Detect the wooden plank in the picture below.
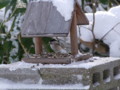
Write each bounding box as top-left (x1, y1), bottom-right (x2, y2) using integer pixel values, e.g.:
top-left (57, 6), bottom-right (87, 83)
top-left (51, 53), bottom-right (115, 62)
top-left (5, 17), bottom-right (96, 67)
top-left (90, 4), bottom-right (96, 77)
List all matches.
top-left (32, 2), bottom-right (43, 34)
top-left (75, 2), bottom-right (89, 25)
top-left (36, 2), bottom-right (52, 34)
top-left (70, 11), bottom-right (78, 56)
top-left (21, 2), bottom-right (72, 37)
top-left (75, 54), bottom-right (92, 61)
top-left (61, 19), bottom-right (72, 34)
top-left (22, 33), bottom-right (68, 37)
top-left (22, 3), bottom-right (38, 35)
top-left (23, 58), bottom-right (71, 64)
top-left (21, 2), bottom-right (32, 35)
top-left (34, 37), bottom-right (42, 54)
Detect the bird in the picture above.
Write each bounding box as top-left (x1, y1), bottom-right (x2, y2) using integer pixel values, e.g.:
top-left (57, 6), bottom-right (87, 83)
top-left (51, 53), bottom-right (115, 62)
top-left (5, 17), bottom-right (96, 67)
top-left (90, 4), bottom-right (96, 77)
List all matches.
top-left (49, 39), bottom-right (68, 54)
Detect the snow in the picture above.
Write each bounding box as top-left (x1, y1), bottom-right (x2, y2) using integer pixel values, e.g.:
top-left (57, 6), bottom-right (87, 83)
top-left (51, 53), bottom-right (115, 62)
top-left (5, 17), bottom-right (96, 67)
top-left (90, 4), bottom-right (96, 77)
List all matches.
top-left (16, 0), bottom-right (26, 8)
top-left (84, 6), bottom-right (93, 13)
top-left (109, 5), bottom-right (120, 20)
top-left (30, 0), bottom-right (74, 21)
top-left (114, 74), bottom-right (120, 80)
top-left (0, 57), bottom-right (119, 89)
top-left (52, 0), bottom-right (74, 21)
top-left (110, 40), bottom-right (120, 57)
top-left (79, 5), bottom-right (120, 57)
top-left (104, 77), bottom-right (110, 82)
top-left (0, 57), bottom-right (119, 70)
top-left (0, 8), bottom-right (5, 21)
top-left (0, 78), bottom-right (90, 90)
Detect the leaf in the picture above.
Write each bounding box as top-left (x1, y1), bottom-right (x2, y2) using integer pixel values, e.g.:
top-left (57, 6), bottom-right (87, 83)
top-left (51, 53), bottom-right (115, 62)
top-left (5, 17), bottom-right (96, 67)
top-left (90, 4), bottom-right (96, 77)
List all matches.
top-left (42, 37), bottom-right (54, 52)
top-left (5, 0), bottom-right (17, 19)
top-left (21, 0), bottom-right (28, 4)
top-left (0, 0), bottom-right (10, 9)
top-left (99, 0), bottom-right (108, 4)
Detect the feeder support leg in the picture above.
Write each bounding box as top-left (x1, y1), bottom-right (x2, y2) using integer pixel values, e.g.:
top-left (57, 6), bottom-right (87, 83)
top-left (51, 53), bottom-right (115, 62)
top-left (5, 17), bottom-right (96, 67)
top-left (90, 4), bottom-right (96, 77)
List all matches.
top-left (34, 37), bottom-right (42, 54)
top-left (70, 12), bottom-right (78, 56)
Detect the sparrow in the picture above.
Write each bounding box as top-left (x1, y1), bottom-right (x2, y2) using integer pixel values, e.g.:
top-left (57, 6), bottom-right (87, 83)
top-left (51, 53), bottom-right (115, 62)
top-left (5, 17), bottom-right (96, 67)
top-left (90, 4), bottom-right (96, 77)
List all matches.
top-left (49, 39), bottom-right (68, 54)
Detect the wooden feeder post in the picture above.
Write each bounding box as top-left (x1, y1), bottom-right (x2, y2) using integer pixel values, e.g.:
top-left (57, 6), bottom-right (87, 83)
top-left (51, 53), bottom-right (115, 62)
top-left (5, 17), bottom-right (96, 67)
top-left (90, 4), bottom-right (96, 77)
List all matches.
top-left (70, 11), bottom-right (78, 56)
top-left (34, 37), bottom-right (42, 54)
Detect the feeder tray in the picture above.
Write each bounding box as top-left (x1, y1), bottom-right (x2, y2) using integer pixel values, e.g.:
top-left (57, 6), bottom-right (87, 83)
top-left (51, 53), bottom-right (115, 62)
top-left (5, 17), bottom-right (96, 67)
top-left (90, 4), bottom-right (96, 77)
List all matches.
top-left (23, 53), bottom-right (92, 64)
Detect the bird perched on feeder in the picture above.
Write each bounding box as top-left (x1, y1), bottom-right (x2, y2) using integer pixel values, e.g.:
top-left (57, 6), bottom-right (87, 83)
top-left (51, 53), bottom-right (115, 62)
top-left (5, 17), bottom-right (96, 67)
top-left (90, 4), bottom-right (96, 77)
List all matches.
top-left (49, 39), bottom-right (68, 54)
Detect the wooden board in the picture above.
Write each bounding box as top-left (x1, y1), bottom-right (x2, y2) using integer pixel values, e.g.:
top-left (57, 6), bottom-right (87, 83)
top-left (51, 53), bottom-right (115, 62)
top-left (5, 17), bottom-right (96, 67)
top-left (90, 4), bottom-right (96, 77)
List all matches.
top-left (70, 11), bottom-right (78, 56)
top-left (21, 1), bottom-right (72, 37)
top-left (22, 54), bottom-right (92, 64)
top-left (34, 37), bottom-right (42, 54)
top-left (75, 2), bottom-right (89, 25)
top-left (23, 58), bottom-right (71, 64)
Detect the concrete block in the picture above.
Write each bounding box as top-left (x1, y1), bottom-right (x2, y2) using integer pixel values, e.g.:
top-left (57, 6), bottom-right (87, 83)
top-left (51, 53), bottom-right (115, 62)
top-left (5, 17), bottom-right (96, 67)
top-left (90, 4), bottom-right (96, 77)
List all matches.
top-left (0, 58), bottom-right (120, 90)
top-left (0, 68), bottom-right (40, 84)
top-left (39, 68), bottom-right (90, 85)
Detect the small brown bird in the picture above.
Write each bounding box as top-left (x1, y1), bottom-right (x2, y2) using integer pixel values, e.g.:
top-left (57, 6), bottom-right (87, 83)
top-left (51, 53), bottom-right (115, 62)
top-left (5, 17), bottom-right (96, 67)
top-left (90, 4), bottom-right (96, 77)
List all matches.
top-left (49, 39), bottom-right (68, 54)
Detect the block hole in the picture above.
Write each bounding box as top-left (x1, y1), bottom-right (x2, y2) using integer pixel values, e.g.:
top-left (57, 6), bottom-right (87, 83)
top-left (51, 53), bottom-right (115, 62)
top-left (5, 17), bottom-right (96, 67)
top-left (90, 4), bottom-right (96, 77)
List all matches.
top-left (92, 72), bottom-right (100, 86)
top-left (103, 69), bottom-right (110, 82)
top-left (113, 66), bottom-right (120, 80)
top-left (114, 66), bottom-right (120, 76)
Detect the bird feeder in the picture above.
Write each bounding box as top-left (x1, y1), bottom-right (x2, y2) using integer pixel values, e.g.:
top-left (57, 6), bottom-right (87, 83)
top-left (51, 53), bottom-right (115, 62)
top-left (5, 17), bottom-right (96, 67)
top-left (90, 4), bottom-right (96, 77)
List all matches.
top-left (21, 0), bottom-right (89, 64)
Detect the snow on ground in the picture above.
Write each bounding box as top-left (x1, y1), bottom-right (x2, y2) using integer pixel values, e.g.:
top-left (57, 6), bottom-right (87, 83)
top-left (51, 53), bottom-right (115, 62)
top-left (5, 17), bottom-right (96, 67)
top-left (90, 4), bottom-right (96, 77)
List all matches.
top-left (30, 0), bottom-right (74, 21)
top-left (79, 5), bottom-right (120, 57)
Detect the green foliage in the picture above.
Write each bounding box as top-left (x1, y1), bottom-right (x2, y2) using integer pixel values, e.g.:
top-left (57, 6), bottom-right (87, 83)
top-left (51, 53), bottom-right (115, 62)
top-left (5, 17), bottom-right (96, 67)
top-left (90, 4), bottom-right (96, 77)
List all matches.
top-left (0, 0), bottom-right (119, 64)
top-left (0, 0), bottom-right (10, 9)
top-left (42, 37), bottom-right (54, 52)
top-left (99, 0), bottom-right (108, 4)
top-left (0, 0), bottom-right (28, 64)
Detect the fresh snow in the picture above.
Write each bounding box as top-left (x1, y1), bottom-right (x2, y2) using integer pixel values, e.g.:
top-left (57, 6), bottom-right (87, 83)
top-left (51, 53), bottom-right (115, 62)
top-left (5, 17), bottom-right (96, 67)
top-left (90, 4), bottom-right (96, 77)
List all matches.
top-left (79, 5), bottom-right (120, 57)
top-left (109, 5), bottom-right (120, 20)
top-left (30, 0), bottom-right (74, 21)
top-left (0, 57), bottom-right (119, 70)
top-left (0, 8), bottom-right (5, 21)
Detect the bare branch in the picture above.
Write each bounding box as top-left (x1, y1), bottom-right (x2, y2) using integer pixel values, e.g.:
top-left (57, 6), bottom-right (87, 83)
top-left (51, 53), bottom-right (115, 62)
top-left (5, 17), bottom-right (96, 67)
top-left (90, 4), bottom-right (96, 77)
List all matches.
top-left (91, 0), bottom-right (96, 54)
top-left (80, 26), bottom-right (92, 31)
top-left (17, 34), bottom-right (29, 56)
top-left (100, 22), bottom-right (120, 41)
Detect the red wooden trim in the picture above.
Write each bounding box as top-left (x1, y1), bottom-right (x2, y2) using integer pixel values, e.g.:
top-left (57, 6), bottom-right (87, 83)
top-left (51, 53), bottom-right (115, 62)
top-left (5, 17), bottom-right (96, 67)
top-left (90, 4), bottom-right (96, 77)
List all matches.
top-left (23, 58), bottom-right (71, 64)
top-left (34, 37), bottom-right (43, 54)
top-left (70, 12), bottom-right (78, 56)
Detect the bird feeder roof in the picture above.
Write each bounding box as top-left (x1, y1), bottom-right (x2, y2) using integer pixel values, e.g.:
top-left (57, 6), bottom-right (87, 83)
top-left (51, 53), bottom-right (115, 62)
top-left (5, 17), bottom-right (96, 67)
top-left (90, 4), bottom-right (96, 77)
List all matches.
top-left (21, 0), bottom-right (89, 37)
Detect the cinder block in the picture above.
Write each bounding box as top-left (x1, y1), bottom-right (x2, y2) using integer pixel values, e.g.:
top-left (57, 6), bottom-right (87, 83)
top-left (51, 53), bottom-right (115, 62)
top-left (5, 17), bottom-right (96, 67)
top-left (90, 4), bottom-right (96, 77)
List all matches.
top-left (0, 68), bottom-right (40, 84)
top-left (39, 68), bottom-right (90, 85)
top-left (0, 58), bottom-right (120, 90)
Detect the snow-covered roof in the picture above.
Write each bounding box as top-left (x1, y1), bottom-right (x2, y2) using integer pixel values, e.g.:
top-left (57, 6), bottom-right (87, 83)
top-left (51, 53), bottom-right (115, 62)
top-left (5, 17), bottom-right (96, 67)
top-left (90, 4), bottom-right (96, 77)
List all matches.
top-left (21, 0), bottom-right (89, 37)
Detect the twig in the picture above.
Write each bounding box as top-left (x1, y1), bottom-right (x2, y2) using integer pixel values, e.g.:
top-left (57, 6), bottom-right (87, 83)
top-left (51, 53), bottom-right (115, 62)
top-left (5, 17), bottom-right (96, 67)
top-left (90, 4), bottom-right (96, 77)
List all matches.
top-left (0, 7), bottom-right (17, 34)
top-left (91, 0), bottom-right (96, 54)
top-left (114, 0), bottom-right (120, 5)
top-left (100, 22), bottom-right (120, 41)
top-left (17, 34), bottom-right (29, 56)
top-left (78, 25), bottom-right (81, 36)
top-left (81, 26), bottom-right (92, 31)
top-left (114, 30), bottom-right (120, 36)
